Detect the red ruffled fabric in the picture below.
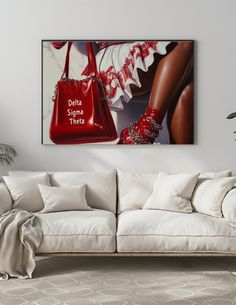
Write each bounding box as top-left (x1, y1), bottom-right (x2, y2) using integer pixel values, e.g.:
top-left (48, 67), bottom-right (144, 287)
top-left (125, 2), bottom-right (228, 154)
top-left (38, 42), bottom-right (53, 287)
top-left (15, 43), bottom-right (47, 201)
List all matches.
top-left (51, 41), bottom-right (67, 49)
top-left (83, 42), bottom-right (160, 101)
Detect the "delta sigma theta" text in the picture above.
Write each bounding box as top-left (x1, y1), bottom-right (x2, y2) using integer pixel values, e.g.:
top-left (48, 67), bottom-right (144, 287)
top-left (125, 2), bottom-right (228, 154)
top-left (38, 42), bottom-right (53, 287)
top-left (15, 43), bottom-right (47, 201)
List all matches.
top-left (67, 99), bottom-right (85, 125)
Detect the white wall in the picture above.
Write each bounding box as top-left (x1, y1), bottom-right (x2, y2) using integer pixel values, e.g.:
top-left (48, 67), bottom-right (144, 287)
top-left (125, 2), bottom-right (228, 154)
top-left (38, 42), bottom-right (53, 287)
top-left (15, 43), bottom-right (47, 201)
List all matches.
top-left (1, 0), bottom-right (236, 174)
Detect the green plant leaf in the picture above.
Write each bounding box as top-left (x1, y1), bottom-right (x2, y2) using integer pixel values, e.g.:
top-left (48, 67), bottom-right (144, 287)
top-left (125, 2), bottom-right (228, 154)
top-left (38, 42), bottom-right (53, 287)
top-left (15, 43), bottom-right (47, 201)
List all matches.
top-left (0, 155), bottom-right (11, 166)
top-left (227, 112), bottom-right (236, 119)
top-left (0, 144), bottom-right (17, 167)
top-left (0, 144), bottom-right (17, 157)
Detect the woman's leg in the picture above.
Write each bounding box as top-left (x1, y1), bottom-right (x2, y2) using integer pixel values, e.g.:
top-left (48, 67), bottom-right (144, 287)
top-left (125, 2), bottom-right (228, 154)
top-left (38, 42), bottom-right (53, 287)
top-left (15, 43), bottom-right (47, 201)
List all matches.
top-left (167, 82), bottom-right (194, 144)
top-left (119, 41), bottom-right (194, 144)
top-left (148, 41), bottom-right (193, 113)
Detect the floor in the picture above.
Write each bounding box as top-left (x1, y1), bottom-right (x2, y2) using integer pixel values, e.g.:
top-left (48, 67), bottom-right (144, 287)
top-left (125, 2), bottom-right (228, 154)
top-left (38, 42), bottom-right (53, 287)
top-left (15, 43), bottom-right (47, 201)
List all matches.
top-left (0, 256), bottom-right (236, 305)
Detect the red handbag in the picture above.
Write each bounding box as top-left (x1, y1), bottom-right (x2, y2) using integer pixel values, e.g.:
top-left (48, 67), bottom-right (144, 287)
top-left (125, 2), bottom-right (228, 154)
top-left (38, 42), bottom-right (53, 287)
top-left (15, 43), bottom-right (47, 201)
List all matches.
top-left (50, 41), bottom-right (118, 144)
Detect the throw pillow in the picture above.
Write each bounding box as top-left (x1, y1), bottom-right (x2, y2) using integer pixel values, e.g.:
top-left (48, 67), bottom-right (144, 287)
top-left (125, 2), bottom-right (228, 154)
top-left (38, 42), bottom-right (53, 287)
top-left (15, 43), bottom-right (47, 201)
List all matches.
top-left (3, 174), bottom-right (50, 212)
top-left (222, 188), bottom-right (236, 227)
top-left (192, 177), bottom-right (236, 217)
top-left (38, 184), bottom-right (92, 213)
top-left (143, 172), bottom-right (199, 213)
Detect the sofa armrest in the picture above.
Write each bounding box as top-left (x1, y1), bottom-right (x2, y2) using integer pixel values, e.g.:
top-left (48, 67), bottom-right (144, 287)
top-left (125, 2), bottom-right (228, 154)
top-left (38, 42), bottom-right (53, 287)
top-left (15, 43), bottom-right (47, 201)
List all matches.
top-left (0, 183), bottom-right (12, 216)
top-left (222, 188), bottom-right (236, 227)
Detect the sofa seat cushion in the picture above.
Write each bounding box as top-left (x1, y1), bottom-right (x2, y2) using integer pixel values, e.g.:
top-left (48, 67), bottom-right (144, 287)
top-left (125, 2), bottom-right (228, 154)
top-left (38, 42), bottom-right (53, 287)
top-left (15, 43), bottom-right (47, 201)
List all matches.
top-left (117, 210), bottom-right (236, 252)
top-left (37, 210), bottom-right (116, 253)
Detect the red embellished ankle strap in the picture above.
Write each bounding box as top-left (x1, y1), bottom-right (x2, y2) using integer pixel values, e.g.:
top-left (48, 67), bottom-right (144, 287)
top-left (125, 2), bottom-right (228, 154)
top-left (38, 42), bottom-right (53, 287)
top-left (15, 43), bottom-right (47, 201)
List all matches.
top-left (145, 106), bottom-right (164, 123)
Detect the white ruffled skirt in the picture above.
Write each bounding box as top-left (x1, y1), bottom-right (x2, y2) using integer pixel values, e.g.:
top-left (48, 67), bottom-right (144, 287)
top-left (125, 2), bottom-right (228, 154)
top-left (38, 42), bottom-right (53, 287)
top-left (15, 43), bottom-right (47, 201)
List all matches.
top-left (83, 41), bottom-right (171, 110)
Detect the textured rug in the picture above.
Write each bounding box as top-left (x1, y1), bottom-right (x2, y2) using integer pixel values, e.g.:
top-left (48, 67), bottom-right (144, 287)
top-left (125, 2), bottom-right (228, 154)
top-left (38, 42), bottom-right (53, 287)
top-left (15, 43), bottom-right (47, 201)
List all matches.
top-left (0, 256), bottom-right (236, 305)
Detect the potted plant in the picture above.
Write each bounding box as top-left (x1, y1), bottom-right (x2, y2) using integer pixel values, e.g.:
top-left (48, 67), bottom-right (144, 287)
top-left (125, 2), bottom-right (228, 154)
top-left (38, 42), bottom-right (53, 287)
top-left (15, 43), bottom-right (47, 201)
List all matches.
top-left (0, 144), bottom-right (17, 166)
top-left (227, 112), bottom-right (236, 138)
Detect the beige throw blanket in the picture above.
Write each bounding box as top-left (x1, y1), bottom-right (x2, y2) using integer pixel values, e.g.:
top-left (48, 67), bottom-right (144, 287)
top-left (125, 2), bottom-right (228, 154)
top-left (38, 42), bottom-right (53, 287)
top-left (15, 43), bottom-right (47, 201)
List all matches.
top-left (0, 209), bottom-right (42, 280)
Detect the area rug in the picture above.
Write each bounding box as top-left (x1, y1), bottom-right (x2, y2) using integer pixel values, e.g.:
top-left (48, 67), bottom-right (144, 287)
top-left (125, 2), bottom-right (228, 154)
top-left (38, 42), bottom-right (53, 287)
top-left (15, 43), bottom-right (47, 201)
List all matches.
top-left (0, 256), bottom-right (236, 305)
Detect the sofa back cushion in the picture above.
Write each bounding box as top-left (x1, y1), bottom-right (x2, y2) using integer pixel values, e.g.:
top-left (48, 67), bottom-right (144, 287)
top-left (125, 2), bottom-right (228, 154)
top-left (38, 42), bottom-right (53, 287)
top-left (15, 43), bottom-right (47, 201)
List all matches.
top-left (50, 170), bottom-right (116, 213)
top-left (117, 170), bottom-right (159, 213)
top-left (8, 170), bottom-right (47, 177)
top-left (117, 170), bottom-right (232, 214)
top-left (3, 174), bottom-right (50, 212)
top-left (9, 170), bottom-right (117, 213)
top-left (199, 170), bottom-right (231, 178)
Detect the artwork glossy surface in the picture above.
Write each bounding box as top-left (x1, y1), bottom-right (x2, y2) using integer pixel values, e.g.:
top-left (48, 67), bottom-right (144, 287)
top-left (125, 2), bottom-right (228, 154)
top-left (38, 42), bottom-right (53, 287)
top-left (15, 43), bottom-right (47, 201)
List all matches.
top-left (42, 40), bottom-right (194, 145)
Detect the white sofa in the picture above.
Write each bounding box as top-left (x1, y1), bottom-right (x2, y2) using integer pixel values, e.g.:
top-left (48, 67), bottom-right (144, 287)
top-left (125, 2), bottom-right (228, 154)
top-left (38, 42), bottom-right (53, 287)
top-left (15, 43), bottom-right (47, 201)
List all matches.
top-left (1, 169), bottom-right (236, 256)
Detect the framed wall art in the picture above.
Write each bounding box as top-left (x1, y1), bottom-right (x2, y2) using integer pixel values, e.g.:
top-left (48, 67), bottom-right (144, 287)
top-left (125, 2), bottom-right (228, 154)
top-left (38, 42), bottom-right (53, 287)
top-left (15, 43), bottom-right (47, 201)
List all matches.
top-left (42, 40), bottom-right (194, 145)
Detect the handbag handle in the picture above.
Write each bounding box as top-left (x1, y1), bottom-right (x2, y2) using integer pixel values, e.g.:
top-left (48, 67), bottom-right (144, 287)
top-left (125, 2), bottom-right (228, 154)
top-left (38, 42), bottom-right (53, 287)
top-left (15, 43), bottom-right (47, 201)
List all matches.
top-left (62, 41), bottom-right (97, 79)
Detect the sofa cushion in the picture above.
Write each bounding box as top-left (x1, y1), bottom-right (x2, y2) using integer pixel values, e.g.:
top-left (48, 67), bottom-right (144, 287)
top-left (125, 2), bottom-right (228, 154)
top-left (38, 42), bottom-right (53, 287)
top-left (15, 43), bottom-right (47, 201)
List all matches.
top-left (143, 172), bottom-right (199, 213)
top-left (199, 170), bottom-right (231, 178)
top-left (50, 170), bottom-right (116, 213)
top-left (8, 170), bottom-right (47, 177)
top-left (192, 177), bottom-right (236, 217)
top-left (222, 188), bottom-right (236, 228)
top-left (8, 170), bottom-right (116, 213)
top-left (38, 184), bottom-right (92, 213)
top-left (3, 174), bottom-right (50, 212)
top-left (117, 170), bottom-right (158, 213)
top-left (117, 170), bottom-right (231, 214)
top-left (117, 210), bottom-right (236, 252)
top-left (0, 183), bottom-right (12, 215)
top-left (37, 210), bottom-right (116, 253)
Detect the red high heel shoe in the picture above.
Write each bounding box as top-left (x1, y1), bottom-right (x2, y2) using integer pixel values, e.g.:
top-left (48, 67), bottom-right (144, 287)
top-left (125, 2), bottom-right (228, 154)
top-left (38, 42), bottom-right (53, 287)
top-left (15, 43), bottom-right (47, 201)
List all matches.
top-left (118, 107), bottom-right (163, 144)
